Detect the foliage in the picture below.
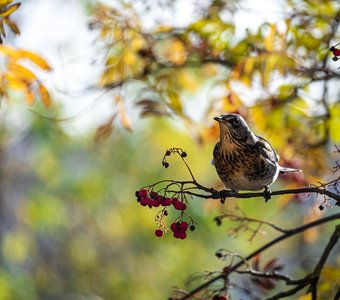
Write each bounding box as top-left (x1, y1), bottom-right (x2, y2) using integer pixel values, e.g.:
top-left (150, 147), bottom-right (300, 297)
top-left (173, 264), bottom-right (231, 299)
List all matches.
top-left (0, 0), bottom-right (339, 300)
top-left (0, 1), bottom-right (52, 107)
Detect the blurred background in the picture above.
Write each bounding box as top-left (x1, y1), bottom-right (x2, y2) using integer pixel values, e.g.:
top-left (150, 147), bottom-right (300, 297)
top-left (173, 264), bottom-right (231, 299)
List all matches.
top-left (0, 0), bottom-right (339, 299)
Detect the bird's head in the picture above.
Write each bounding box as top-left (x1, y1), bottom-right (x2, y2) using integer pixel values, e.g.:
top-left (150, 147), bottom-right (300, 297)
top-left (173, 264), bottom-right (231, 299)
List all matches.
top-left (214, 114), bottom-right (256, 144)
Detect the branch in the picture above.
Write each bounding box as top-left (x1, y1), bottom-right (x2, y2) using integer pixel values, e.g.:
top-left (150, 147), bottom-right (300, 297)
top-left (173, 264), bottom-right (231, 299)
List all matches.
top-left (184, 185), bottom-right (340, 206)
top-left (309, 224), bottom-right (340, 299)
top-left (178, 213), bottom-right (340, 300)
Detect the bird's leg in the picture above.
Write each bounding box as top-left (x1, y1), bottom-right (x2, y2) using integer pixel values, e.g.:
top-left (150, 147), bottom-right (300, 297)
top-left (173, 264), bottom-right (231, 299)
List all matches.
top-left (264, 186), bottom-right (271, 202)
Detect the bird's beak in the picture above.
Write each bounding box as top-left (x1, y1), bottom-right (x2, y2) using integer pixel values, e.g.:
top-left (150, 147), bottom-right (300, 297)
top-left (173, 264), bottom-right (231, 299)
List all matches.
top-left (214, 116), bottom-right (223, 122)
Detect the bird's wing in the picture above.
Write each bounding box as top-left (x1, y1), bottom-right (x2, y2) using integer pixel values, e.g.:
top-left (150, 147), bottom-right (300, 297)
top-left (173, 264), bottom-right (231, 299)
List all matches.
top-left (256, 136), bottom-right (279, 163)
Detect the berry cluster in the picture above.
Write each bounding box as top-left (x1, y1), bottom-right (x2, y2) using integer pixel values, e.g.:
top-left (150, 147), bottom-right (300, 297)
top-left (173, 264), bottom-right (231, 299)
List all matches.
top-left (136, 188), bottom-right (196, 240)
top-left (170, 220), bottom-right (195, 239)
top-left (330, 44), bottom-right (340, 61)
top-left (137, 189), bottom-right (187, 211)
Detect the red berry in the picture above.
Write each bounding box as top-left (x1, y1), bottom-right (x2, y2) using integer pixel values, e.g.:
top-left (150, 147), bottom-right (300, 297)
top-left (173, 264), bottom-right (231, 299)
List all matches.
top-left (162, 198), bottom-right (172, 206)
top-left (170, 222), bottom-right (180, 233)
top-left (171, 197), bottom-right (179, 205)
top-left (333, 48), bottom-right (340, 56)
top-left (155, 229), bottom-right (163, 237)
top-left (180, 221), bottom-right (188, 231)
top-left (174, 201), bottom-right (187, 211)
top-left (151, 200), bottom-right (160, 207)
top-left (139, 189), bottom-right (148, 198)
top-left (177, 231), bottom-right (187, 239)
top-left (140, 198), bottom-right (149, 206)
top-left (157, 195), bottom-right (164, 203)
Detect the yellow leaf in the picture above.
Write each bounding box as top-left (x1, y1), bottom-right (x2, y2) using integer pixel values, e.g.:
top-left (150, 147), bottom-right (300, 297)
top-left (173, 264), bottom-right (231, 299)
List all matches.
top-left (123, 51), bottom-right (137, 66)
top-left (38, 84), bottom-right (51, 107)
top-left (18, 50), bottom-right (52, 71)
top-left (0, 3), bottom-right (20, 17)
top-left (0, 0), bottom-right (13, 6)
top-left (118, 102), bottom-right (132, 131)
top-left (265, 23), bottom-right (276, 52)
top-left (0, 44), bottom-right (21, 59)
top-left (8, 62), bottom-right (37, 82)
top-left (6, 77), bottom-right (28, 92)
top-left (297, 294), bottom-right (311, 300)
top-left (168, 90), bottom-right (183, 114)
top-left (165, 39), bottom-right (187, 65)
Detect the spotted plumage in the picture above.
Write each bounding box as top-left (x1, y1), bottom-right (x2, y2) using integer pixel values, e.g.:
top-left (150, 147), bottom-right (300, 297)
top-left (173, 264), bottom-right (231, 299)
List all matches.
top-left (212, 114), bottom-right (301, 191)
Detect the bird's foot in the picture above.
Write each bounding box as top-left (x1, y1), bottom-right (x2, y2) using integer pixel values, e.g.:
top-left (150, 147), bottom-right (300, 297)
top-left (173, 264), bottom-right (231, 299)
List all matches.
top-left (219, 189), bottom-right (238, 204)
top-left (264, 186), bottom-right (271, 203)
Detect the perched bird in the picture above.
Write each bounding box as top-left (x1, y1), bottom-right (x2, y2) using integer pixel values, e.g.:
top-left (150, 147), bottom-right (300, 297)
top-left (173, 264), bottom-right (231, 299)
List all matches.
top-left (212, 114), bottom-right (301, 196)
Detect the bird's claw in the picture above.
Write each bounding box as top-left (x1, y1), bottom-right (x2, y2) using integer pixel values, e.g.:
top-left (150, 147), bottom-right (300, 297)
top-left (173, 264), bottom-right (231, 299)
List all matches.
top-left (264, 186), bottom-right (271, 203)
top-left (219, 189), bottom-right (238, 203)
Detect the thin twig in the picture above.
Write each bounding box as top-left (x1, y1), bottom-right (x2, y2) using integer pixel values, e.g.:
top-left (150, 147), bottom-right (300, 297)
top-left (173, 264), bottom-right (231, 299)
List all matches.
top-left (309, 225), bottom-right (340, 299)
top-left (178, 213), bottom-right (340, 300)
top-left (216, 213), bottom-right (288, 233)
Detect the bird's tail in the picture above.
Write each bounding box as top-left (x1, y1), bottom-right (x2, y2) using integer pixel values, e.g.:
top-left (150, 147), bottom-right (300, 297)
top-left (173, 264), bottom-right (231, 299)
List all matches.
top-left (279, 166), bottom-right (301, 174)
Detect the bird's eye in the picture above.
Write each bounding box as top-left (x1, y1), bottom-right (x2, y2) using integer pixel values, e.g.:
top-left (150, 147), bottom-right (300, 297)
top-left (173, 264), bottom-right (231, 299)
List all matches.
top-left (232, 118), bottom-right (240, 126)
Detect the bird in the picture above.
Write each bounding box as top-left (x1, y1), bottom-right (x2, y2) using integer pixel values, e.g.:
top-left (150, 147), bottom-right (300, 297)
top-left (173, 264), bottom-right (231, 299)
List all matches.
top-left (212, 113), bottom-right (301, 199)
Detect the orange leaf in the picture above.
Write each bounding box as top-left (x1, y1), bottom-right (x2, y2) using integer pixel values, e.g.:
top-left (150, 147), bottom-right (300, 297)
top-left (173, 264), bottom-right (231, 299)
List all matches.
top-left (38, 84), bottom-right (51, 107)
top-left (25, 89), bottom-right (35, 105)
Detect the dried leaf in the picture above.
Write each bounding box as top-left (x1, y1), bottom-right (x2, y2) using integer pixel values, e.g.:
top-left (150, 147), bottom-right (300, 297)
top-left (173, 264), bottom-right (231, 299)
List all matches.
top-left (252, 254), bottom-right (260, 270)
top-left (0, 3), bottom-right (20, 17)
top-left (0, 19), bottom-right (5, 37)
top-left (118, 102), bottom-right (132, 131)
top-left (94, 115), bottom-right (115, 143)
top-left (136, 99), bottom-right (167, 117)
top-left (3, 18), bottom-right (20, 34)
top-left (263, 258), bottom-right (280, 271)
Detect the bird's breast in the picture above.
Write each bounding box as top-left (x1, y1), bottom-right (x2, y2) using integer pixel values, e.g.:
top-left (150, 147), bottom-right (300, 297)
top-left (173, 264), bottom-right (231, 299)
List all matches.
top-left (213, 143), bottom-right (279, 191)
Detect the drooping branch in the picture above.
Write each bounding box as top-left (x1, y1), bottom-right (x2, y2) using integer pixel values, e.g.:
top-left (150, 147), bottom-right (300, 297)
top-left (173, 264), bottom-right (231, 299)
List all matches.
top-left (177, 213), bottom-right (340, 300)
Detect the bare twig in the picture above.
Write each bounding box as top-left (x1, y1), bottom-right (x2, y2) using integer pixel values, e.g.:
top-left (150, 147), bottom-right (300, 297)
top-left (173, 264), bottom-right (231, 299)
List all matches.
top-left (178, 213), bottom-right (340, 300)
